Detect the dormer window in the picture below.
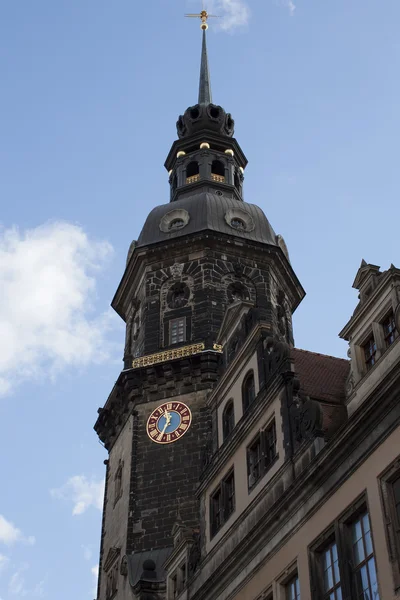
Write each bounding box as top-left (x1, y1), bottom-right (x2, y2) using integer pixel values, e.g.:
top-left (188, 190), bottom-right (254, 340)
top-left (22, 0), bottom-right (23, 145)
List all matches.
top-left (383, 312), bottom-right (396, 348)
top-left (363, 336), bottom-right (377, 371)
top-left (186, 161), bottom-right (200, 184)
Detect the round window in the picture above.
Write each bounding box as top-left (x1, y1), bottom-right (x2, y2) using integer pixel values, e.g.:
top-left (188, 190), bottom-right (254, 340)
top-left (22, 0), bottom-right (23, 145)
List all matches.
top-left (230, 218), bottom-right (246, 231)
top-left (169, 218), bottom-right (185, 230)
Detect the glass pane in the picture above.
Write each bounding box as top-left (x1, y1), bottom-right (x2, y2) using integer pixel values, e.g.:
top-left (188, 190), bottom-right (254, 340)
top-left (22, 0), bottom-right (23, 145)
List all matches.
top-left (333, 555), bottom-right (340, 585)
top-left (336, 587), bottom-right (342, 600)
top-left (324, 548), bottom-right (332, 569)
top-left (367, 558), bottom-right (379, 597)
top-left (324, 565), bottom-right (333, 591)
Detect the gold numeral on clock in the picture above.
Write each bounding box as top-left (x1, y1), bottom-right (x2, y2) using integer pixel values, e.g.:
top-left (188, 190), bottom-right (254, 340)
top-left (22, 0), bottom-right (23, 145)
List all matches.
top-left (149, 430), bottom-right (158, 438)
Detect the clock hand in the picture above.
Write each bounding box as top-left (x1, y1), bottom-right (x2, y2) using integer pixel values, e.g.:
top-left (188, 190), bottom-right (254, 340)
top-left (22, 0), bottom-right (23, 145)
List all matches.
top-left (160, 411), bottom-right (171, 436)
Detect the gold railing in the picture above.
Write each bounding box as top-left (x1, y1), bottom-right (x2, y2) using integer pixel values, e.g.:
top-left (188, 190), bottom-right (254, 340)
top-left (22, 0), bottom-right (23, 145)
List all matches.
top-left (186, 174), bottom-right (200, 184)
top-left (211, 173), bottom-right (225, 183)
top-left (132, 342), bottom-right (223, 369)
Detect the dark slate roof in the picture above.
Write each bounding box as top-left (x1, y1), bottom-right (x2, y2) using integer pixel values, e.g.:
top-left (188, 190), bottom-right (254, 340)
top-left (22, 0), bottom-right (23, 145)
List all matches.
top-left (126, 547), bottom-right (173, 587)
top-left (291, 348), bottom-right (349, 405)
top-left (137, 192), bottom-right (277, 248)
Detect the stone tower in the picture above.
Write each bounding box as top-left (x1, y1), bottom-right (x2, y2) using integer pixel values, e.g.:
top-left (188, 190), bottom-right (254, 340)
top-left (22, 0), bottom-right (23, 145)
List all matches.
top-left (94, 23), bottom-right (304, 600)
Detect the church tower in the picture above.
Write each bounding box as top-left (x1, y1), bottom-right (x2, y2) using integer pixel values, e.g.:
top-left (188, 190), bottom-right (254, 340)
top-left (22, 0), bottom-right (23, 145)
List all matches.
top-left (94, 16), bottom-right (304, 600)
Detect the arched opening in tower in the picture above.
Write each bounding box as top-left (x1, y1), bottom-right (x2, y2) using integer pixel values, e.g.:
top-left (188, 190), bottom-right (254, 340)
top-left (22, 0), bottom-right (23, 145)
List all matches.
top-left (211, 160), bottom-right (225, 183)
top-left (186, 161), bottom-right (200, 184)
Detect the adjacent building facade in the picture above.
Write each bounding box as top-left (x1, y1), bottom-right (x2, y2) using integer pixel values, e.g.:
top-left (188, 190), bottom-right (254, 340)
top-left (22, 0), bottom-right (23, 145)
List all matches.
top-left (94, 22), bottom-right (400, 600)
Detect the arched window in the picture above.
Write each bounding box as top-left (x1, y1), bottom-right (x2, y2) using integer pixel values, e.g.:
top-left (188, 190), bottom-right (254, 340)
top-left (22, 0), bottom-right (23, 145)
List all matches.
top-left (222, 400), bottom-right (235, 441)
top-left (242, 371), bottom-right (255, 413)
top-left (211, 160), bottom-right (225, 183)
top-left (186, 161), bottom-right (200, 184)
top-left (234, 170), bottom-right (240, 190)
top-left (172, 174), bottom-right (177, 192)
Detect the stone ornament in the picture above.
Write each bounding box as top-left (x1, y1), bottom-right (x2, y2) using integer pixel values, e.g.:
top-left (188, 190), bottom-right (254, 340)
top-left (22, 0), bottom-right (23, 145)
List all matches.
top-left (159, 209), bottom-right (190, 233)
top-left (170, 263), bottom-right (184, 279)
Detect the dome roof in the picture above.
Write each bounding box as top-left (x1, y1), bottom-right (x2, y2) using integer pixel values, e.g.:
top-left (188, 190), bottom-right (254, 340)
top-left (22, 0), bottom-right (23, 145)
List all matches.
top-left (136, 193), bottom-right (278, 249)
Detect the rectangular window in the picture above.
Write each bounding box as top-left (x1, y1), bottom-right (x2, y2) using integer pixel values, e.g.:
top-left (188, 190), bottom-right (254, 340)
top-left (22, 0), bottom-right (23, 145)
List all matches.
top-left (349, 511), bottom-right (379, 600)
top-left (210, 469), bottom-right (235, 537)
top-left (247, 434), bottom-right (262, 489)
top-left (224, 470), bottom-right (235, 519)
top-left (363, 336), bottom-right (377, 370)
top-left (210, 487), bottom-right (223, 537)
top-left (286, 575), bottom-right (300, 600)
top-left (265, 420), bottom-right (277, 468)
top-left (169, 317), bottom-right (186, 345)
top-left (310, 502), bottom-right (380, 600)
top-left (321, 541), bottom-right (342, 599)
top-left (393, 475), bottom-right (400, 525)
top-left (383, 312), bottom-right (396, 348)
top-left (380, 464), bottom-right (400, 593)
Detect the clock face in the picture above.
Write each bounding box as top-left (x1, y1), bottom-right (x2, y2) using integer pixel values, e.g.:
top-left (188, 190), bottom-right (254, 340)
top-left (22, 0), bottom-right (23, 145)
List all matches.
top-left (146, 401), bottom-right (192, 444)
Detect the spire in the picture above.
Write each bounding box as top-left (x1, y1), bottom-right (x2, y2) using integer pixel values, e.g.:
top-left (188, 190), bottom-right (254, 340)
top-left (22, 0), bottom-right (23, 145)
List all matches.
top-left (198, 28), bottom-right (212, 105)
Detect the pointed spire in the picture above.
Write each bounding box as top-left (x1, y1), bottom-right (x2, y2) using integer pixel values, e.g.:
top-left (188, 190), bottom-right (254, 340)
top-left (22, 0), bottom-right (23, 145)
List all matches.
top-left (198, 28), bottom-right (212, 105)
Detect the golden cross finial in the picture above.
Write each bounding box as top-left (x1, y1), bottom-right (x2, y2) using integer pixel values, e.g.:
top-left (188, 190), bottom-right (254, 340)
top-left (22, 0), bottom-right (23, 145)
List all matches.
top-left (185, 7), bottom-right (220, 30)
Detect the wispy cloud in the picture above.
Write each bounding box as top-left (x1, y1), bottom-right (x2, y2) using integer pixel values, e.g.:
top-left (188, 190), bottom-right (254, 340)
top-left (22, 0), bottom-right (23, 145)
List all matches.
top-left (0, 221), bottom-right (118, 397)
top-left (278, 0), bottom-right (296, 16)
top-left (51, 475), bottom-right (105, 516)
top-left (91, 565), bottom-right (99, 597)
top-left (0, 554), bottom-right (10, 575)
top-left (7, 566), bottom-right (45, 598)
top-left (0, 516), bottom-right (35, 547)
top-left (82, 545), bottom-right (93, 561)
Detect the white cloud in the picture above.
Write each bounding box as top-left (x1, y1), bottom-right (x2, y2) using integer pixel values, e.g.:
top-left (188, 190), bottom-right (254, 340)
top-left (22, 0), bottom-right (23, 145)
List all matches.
top-left (0, 515), bottom-right (35, 547)
top-left (0, 221), bottom-right (116, 397)
top-left (278, 0), bottom-right (296, 16)
top-left (91, 564), bottom-right (99, 597)
top-left (8, 569), bottom-right (27, 596)
top-left (82, 545), bottom-right (93, 561)
top-left (0, 554), bottom-right (10, 575)
top-left (7, 566), bottom-right (45, 598)
top-left (51, 475), bottom-right (105, 516)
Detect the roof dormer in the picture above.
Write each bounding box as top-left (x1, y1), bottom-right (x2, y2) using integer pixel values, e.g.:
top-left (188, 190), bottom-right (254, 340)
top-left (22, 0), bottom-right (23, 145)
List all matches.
top-left (339, 262), bottom-right (400, 416)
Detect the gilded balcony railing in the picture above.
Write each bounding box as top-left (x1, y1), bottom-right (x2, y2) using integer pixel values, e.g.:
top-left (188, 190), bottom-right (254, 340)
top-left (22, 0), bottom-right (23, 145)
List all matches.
top-left (211, 173), bottom-right (225, 183)
top-left (186, 174), bottom-right (200, 184)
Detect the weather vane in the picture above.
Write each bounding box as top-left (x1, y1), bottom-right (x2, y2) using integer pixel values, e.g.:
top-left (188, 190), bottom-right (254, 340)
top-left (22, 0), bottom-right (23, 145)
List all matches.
top-left (185, 4), bottom-right (220, 30)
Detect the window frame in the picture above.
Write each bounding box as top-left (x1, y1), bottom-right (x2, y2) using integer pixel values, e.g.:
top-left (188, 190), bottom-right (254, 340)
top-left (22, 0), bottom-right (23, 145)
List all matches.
top-left (242, 370), bottom-right (256, 413)
top-left (379, 459), bottom-right (400, 593)
top-left (285, 573), bottom-right (300, 600)
top-left (169, 316), bottom-right (187, 346)
top-left (382, 311), bottom-right (397, 349)
top-left (222, 399), bottom-right (235, 441)
top-left (309, 495), bottom-right (380, 600)
top-left (209, 468), bottom-right (235, 538)
top-left (246, 418), bottom-right (278, 493)
top-left (363, 334), bottom-right (377, 371)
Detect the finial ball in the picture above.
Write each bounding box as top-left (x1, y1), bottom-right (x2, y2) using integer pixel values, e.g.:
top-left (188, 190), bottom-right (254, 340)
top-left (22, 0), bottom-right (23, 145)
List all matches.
top-left (201, 23), bottom-right (208, 30)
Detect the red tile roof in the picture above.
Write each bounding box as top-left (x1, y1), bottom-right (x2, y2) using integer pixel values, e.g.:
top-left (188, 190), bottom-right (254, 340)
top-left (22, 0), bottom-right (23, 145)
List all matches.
top-left (291, 348), bottom-right (349, 405)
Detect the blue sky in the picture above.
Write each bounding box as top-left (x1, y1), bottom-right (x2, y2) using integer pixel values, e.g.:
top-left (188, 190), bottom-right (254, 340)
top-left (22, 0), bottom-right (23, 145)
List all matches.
top-left (1, 0), bottom-right (399, 598)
